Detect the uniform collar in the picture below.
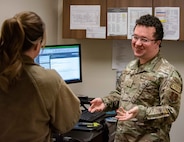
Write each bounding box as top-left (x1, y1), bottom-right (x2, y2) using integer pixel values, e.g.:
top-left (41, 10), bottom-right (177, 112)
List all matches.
top-left (131, 53), bottom-right (162, 73)
top-left (22, 55), bottom-right (37, 66)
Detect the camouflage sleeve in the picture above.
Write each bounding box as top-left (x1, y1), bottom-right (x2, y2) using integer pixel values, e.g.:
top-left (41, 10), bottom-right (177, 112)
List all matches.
top-left (136, 70), bottom-right (183, 123)
top-left (102, 90), bottom-right (121, 111)
top-left (102, 72), bottom-right (122, 111)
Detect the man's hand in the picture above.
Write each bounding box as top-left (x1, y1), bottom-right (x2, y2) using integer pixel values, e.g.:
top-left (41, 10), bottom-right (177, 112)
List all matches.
top-left (115, 106), bottom-right (139, 121)
top-left (88, 98), bottom-right (105, 113)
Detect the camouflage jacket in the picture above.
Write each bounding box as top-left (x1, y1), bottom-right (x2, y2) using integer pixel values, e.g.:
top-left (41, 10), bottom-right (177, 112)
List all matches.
top-left (103, 54), bottom-right (183, 142)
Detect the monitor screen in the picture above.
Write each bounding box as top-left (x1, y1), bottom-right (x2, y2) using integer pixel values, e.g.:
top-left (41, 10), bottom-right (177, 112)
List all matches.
top-left (35, 44), bottom-right (82, 84)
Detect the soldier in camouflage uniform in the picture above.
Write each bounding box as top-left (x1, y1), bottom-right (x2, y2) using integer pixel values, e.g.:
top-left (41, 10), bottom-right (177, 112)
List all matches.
top-left (88, 14), bottom-right (183, 142)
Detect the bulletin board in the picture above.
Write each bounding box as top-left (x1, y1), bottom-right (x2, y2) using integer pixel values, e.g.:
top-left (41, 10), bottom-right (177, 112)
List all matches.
top-left (63, 0), bottom-right (184, 40)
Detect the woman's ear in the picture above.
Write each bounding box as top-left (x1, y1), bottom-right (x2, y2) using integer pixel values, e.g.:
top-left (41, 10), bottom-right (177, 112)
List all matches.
top-left (33, 42), bottom-right (42, 57)
top-left (34, 41), bottom-right (42, 51)
top-left (33, 44), bottom-right (38, 51)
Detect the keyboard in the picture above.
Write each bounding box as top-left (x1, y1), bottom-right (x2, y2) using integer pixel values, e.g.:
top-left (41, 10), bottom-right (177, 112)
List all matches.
top-left (79, 110), bottom-right (106, 122)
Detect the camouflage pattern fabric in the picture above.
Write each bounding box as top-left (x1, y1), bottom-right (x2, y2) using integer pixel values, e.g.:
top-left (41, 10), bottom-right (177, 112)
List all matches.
top-left (103, 54), bottom-right (183, 142)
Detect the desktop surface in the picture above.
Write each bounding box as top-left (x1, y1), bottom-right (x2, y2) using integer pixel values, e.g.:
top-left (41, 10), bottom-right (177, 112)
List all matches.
top-left (63, 129), bottom-right (104, 142)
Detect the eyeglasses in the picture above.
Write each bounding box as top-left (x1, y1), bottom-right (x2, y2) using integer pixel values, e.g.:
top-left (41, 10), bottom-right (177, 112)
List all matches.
top-left (131, 35), bottom-right (156, 43)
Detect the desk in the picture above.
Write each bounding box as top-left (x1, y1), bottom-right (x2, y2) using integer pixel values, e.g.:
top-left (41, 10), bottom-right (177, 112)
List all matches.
top-left (106, 122), bottom-right (116, 142)
top-left (52, 121), bottom-right (116, 142)
top-left (53, 97), bottom-right (117, 142)
top-left (61, 121), bottom-right (116, 142)
top-left (63, 129), bottom-right (104, 142)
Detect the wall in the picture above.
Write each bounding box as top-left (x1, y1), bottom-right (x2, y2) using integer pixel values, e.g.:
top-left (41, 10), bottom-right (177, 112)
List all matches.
top-left (0, 0), bottom-right (183, 141)
top-left (160, 41), bottom-right (184, 142)
top-left (0, 0), bottom-right (58, 45)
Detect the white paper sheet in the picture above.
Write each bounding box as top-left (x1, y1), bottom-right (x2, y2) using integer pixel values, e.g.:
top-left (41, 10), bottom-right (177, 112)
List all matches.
top-left (155, 7), bottom-right (180, 40)
top-left (107, 8), bottom-right (127, 36)
top-left (86, 27), bottom-right (106, 39)
top-left (112, 40), bottom-right (134, 71)
top-left (127, 7), bottom-right (152, 39)
top-left (70, 5), bottom-right (100, 30)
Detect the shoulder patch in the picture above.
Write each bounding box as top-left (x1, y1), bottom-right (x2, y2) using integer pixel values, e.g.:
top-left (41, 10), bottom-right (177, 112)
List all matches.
top-left (170, 83), bottom-right (182, 94)
top-left (169, 92), bottom-right (179, 103)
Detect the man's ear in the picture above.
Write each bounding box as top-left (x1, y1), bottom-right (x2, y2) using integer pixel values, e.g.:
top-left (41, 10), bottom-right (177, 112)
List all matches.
top-left (156, 40), bottom-right (161, 47)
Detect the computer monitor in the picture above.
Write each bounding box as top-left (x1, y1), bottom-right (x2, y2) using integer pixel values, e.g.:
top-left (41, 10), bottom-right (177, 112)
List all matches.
top-left (35, 44), bottom-right (82, 84)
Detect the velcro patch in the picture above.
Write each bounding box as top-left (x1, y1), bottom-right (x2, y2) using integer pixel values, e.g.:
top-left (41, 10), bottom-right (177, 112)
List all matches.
top-left (170, 83), bottom-right (181, 94)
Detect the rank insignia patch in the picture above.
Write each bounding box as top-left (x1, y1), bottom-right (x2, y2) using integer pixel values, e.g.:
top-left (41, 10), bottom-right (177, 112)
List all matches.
top-left (170, 83), bottom-right (181, 94)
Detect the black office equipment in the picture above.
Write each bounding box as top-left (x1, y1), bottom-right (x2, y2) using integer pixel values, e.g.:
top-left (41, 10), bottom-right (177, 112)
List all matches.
top-left (53, 96), bottom-right (110, 142)
top-left (79, 110), bottom-right (106, 122)
top-left (78, 96), bottom-right (106, 122)
top-left (73, 122), bottom-right (103, 131)
top-left (78, 96), bottom-right (94, 110)
top-left (63, 130), bottom-right (104, 142)
top-left (35, 44), bottom-right (82, 84)
top-left (78, 96), bottom-right (93, 104)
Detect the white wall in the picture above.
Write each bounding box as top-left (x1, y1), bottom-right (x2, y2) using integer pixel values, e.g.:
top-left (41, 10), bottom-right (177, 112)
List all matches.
top-left (0, 0), bottom-right (183, 141)
top-left (0, 0), bottom-right (58, 45)
top-left (160, 41), bottom-right (184, 142)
